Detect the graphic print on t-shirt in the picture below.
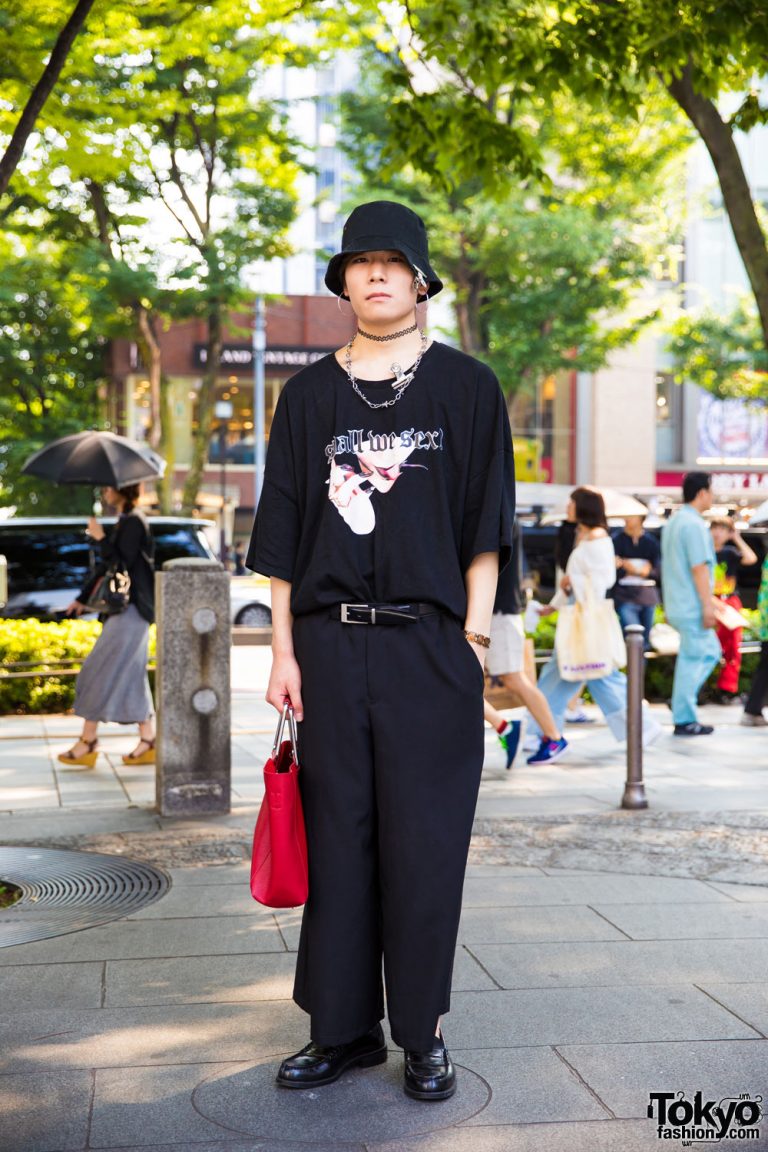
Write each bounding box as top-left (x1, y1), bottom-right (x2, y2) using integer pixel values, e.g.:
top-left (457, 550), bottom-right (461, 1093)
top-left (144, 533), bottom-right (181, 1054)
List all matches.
top-left (325, 426), bottom-right (444, 535)
top-left (714, 547), bottom-right (740, 597)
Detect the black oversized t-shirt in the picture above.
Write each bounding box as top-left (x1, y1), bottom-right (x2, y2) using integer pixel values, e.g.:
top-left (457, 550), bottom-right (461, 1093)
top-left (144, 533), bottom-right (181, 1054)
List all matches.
top-left (247, 341), bottom-right (515, 619)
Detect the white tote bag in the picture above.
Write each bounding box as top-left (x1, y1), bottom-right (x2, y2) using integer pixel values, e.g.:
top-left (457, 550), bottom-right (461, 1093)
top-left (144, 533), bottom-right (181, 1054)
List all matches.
top-left (555, 579), bottom-right (627, 681)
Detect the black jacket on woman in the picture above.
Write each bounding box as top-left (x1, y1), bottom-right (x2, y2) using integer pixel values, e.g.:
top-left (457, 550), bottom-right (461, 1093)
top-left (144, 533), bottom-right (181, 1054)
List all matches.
top-left (79, 510), bottom-right (155, 623)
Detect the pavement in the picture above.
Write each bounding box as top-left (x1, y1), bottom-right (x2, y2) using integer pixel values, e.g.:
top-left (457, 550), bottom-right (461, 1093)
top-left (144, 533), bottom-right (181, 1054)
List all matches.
top-left (0, 647), bottom-right (767, 1151)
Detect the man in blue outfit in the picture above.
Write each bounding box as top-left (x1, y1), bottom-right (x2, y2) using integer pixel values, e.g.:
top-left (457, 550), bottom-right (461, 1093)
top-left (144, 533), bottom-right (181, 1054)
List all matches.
top-left (661, 471), bottom-right (720, 736)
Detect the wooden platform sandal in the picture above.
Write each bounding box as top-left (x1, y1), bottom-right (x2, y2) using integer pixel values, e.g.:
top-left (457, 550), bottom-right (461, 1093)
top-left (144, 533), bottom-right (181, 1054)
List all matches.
top-left (57, 738), bottom-right (99, 768)
top-left (121, 738), bottom-right (156, 765)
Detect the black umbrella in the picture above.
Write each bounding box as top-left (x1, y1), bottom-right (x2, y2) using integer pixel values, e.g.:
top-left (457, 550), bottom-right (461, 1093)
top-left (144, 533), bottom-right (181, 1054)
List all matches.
top-left (22, 430), bottom-right (166, 488)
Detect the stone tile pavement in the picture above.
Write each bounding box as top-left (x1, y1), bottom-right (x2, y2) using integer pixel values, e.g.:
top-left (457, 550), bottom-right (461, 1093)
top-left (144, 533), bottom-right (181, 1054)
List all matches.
top-left (0, 646), bottom-right (767, 1150)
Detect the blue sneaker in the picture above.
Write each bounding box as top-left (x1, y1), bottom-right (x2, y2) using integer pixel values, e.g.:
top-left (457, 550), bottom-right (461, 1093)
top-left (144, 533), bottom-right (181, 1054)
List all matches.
top-left (526, 736), bottom-right (568, 765)
top-left (498, 720), bottom-right (522, 769)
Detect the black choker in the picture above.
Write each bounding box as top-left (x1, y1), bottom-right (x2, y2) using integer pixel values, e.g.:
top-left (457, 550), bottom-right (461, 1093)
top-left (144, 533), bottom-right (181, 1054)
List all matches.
top-left (357, 322), bottom-right (418, 342)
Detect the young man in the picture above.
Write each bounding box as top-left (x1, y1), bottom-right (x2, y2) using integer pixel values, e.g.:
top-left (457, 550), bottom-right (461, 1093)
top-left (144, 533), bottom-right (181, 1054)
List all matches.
top-left (247, 201), bottom-right (514, 1101)
top-left (661, 472), bottom-right (721, 735)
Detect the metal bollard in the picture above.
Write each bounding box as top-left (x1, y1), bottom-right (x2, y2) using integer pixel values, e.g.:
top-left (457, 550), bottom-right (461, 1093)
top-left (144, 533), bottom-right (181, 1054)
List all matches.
top-left (622, 624), bottom-right (648, 810)
top-left (155, 558), bottom-right (231, 816)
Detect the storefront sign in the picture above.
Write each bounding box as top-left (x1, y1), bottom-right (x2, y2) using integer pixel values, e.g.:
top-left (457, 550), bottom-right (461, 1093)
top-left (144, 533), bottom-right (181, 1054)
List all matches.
top-left (698, 394), bottom-right (768, 459)
top-left (194, 344), bottom-right (330, 369)
top-left (656, 469), bottom-right (768, 491)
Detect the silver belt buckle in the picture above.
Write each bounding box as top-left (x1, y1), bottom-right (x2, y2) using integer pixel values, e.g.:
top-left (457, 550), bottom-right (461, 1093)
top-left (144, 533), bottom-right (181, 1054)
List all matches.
top-left (340, 603), bottom-right (371, 624)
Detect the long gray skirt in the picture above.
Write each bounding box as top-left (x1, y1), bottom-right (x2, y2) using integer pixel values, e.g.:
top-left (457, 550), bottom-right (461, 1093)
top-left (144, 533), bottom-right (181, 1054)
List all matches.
top-left (74, 604), bottom-right (154, 724)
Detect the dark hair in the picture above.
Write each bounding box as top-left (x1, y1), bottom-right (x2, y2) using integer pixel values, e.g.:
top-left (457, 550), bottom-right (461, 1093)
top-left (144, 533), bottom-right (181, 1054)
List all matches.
top-left (682, 471), bottom-right (711, 504)
top-left (118, 483), bottom-right (140, 512)
top-left (571, 486), bottom-right (607, 530)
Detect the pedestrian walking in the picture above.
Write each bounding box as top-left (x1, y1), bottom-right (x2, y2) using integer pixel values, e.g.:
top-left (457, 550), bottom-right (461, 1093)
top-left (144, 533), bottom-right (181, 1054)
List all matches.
top-left (554, 509), bottom-right (592, 724)
top-left (247, 200), bottom-right (514, 1101)
top-left (529, 487), bottom-right (661, 757)
top-left (610, 512), bottom-right (660, 648)
top-left (742, 549), bottom-right (768, 726)
top-left (709, 517), bottom-right (757, 704)
top-left (660, 472), bottom-right (720, 736)
top-left (484, 520), bottom-right (566, 768)
top-left (232, 540), bottom-right (248, 576)
top-left (58, 484), bottom-right (156, 767)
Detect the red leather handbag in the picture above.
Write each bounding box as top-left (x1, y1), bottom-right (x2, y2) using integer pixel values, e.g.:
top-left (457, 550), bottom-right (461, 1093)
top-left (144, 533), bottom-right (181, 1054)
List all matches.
top-left (250, 703), bottom-right (309, 908)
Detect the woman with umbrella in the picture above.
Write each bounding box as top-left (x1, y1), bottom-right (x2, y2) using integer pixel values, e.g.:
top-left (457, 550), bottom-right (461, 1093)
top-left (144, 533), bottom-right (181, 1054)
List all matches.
top-left (58, 483), bottom-right (156, 767)
top-left (22, 431), bottom-right (163, 769)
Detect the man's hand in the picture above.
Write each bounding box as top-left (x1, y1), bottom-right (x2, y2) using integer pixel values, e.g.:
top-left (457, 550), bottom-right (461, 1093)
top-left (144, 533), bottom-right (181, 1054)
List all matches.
top-left (466, 638), bottom-right (487, 667)
top-left (64, 600), bottom-right (87, 616)
top-left (538, 604), bottom-right (557, 617)
top-left (266, 652), bottom-right (304, 721)
top-left (702, 602), bottom-right (717, 629)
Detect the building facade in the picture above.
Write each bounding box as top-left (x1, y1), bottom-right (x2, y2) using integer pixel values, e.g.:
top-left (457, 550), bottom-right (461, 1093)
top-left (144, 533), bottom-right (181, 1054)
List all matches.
top-left (111, 296), bottom-right (355, 538)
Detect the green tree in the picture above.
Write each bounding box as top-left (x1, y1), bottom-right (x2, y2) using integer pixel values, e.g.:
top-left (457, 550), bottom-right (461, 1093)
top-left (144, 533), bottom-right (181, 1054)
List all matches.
top-left (0, 241), bottom-right (101, 514)
top-left (668, 299), bottom-right (768, 401)
top-left (2, 0), bottom-right (309, 512)
top-left (341, 77), bottom-right (686, 395)
top-left (0, 0), bottom-right (98, 197)
top-left (357, 0), bottom-right (768, 372)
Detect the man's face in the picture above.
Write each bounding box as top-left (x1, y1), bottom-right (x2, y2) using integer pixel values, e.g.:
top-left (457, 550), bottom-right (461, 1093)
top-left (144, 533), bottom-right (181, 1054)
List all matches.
top-left (700, 485), bottom-right (713, 512)
top-left (710, 523), bottom-right (729, 550)
top-left (342, 250), bottom-right (417, 325)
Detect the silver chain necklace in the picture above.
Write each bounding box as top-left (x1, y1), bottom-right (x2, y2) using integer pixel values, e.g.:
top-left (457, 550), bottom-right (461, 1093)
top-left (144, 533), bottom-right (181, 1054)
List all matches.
top-left (344, 329), bottom-right (429, 410)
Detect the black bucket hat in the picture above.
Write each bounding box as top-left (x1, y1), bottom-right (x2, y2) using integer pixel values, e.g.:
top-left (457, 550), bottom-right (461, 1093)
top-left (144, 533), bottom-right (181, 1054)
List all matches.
top-left (325, 200), bottom-right (443, 299)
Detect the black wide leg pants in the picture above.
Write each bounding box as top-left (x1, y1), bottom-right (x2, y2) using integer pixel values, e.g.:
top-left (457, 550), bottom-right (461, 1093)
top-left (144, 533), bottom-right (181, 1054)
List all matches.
top-left (291, 609), bottom-right (485, 1052)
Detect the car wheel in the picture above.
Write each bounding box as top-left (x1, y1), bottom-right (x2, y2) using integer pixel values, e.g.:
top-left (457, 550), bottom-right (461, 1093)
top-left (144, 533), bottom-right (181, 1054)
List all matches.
top-left (235, 603), bottom-right (272, 627)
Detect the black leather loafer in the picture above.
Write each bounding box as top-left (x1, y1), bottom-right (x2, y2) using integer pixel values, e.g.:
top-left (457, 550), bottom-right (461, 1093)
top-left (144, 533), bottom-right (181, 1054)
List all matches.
top-left (276, 1023), bottom-right (387, 1088)
top-left (404, 1033), bottom-right (456, 1100)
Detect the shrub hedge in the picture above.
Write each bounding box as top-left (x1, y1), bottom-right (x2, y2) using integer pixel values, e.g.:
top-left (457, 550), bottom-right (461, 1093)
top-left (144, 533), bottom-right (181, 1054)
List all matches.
top-left (0, 606), bottom-right (761, 714)
top-left (0, 618), bottom-right (156, 715)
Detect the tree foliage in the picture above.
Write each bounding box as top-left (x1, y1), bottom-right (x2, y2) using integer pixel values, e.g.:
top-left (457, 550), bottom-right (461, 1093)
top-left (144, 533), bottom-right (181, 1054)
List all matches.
top-left (0, 0), bottom-right (310, 512)
top-left (341, 74), bottom-right (686, 392)
top-left (668, 299), bottom-right (768, 401)
top-left (352, 0), bottom-right (768, 380)
top-left (0, 241), bottom-right (101, 514)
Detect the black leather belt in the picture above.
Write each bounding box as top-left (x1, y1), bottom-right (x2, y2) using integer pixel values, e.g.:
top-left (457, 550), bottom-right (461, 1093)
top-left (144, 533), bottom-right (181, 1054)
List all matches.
top-left (334, 602), bottom-right (440, 625)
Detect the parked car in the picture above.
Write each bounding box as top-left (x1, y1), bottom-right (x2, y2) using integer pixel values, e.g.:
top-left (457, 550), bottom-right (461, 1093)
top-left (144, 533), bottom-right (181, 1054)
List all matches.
top-left (229, 575), bottom-right (272, 627)
top-left (0, 517), bottom-right (272, 625)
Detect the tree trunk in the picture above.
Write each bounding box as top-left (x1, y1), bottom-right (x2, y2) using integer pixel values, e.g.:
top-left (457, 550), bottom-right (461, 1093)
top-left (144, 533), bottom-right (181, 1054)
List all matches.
top-left (0, 0), bottom-right (98, 198)
top-left (181, 304), bottom-right (222, 513)
top-left (667, 64), bottom-right (768, 350)
top-left (154, 373), bottom-right (175, 514)
top-left (135, 306), bottom-right (162, 451)
top-left (452, 263), bottom-right (486, 355)
top-left (135, 305), bottom-right (173, 511)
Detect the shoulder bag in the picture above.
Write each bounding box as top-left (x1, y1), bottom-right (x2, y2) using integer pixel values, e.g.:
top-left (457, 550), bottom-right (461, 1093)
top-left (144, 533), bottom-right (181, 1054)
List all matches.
top-left (85, 564), bottom-right (131, 615)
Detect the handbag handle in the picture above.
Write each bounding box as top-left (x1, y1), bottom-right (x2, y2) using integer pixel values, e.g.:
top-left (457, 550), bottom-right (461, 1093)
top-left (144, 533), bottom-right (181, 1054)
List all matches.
top-left (272, 701), bottom-right (299, 762)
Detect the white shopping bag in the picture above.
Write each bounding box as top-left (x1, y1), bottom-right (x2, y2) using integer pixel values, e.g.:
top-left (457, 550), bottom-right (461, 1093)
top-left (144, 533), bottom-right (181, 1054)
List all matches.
top-left (555, 580), bottom-right (626, 681)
